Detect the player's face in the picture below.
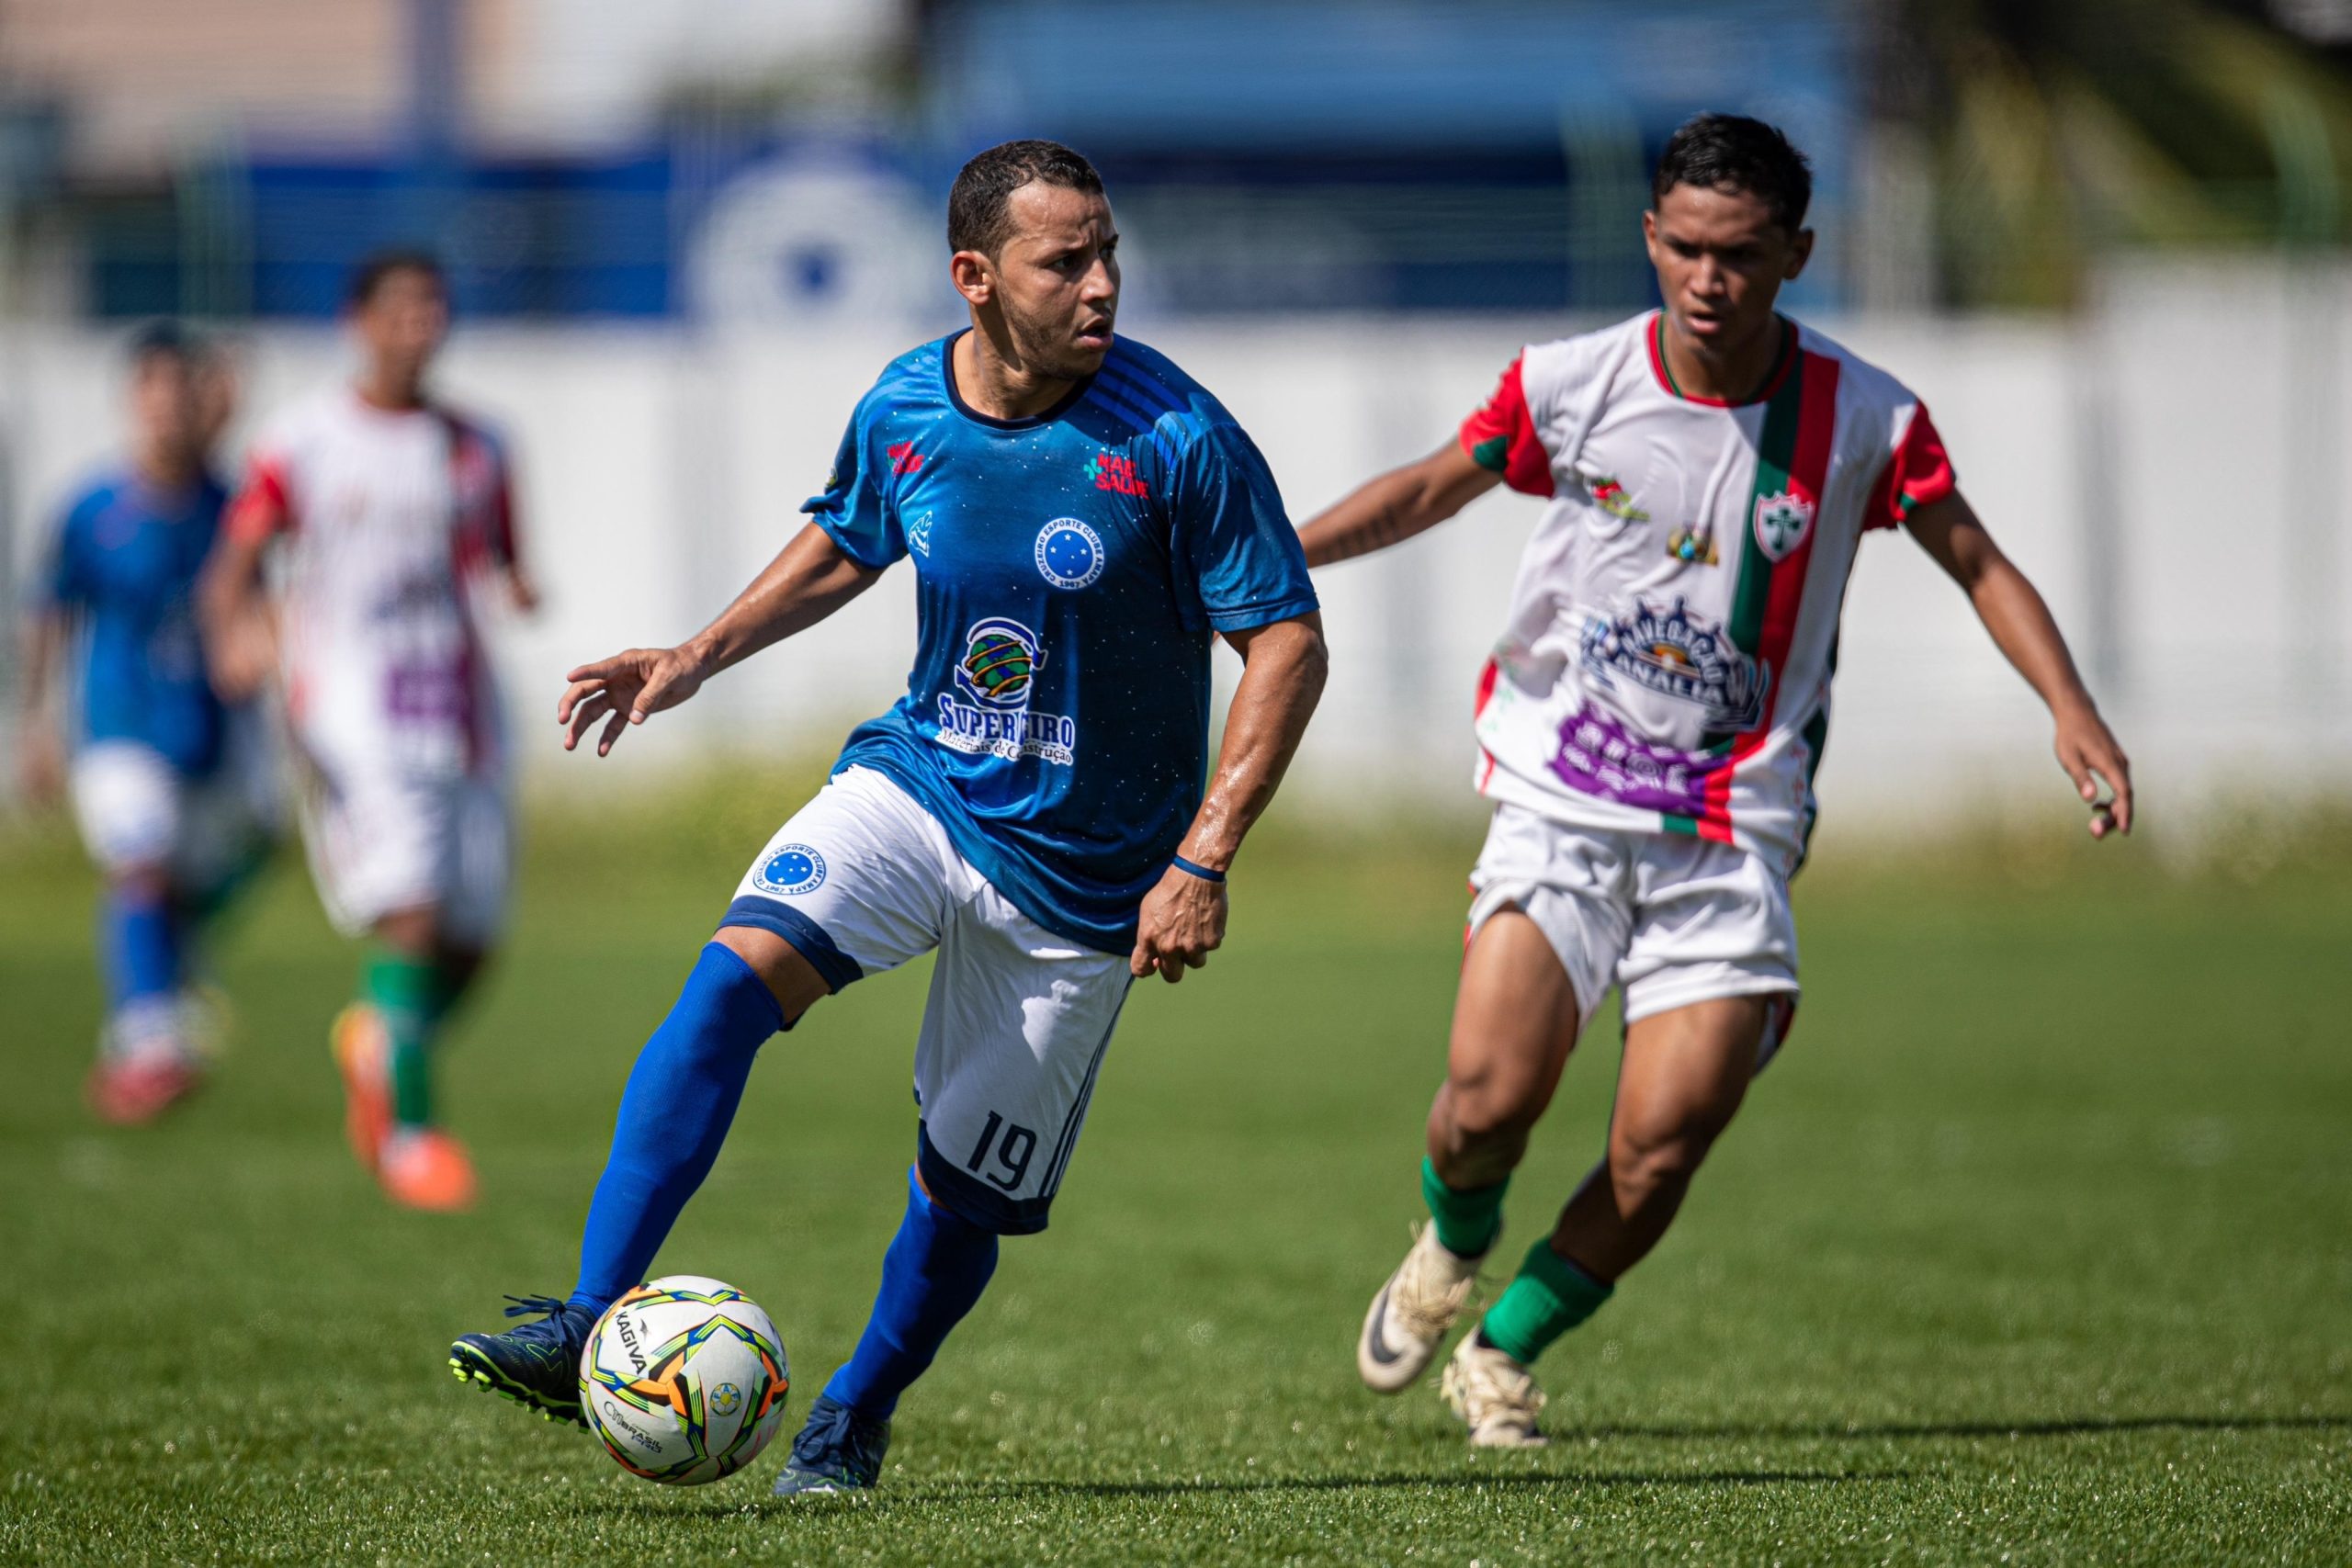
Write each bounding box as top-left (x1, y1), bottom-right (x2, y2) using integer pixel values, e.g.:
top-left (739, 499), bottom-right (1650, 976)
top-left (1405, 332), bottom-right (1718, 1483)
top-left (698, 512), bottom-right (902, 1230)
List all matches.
top-left (128, 353), bottom-right (207, 468)
top-left (353, 267), bottom-right (449, 388)
top-left (971, 182), bottom-right (1121, 379)
top-left (1643, 184), bottom-right (1812, 356)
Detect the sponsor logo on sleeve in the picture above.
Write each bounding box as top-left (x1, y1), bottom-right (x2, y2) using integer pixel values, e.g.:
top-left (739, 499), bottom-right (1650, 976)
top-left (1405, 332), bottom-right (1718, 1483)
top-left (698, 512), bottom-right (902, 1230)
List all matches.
top-left (936, 616), bottom-right (1077, 766)
top-left (1035, 518), bottom-right (1105, 589)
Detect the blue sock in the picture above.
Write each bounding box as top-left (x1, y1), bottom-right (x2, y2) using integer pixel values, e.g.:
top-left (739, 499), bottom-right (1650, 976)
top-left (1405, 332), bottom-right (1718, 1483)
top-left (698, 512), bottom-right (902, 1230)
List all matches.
top-left (567, 944), bottom-right (784, 1315)
top-left (102, 884), bottom-right (182, 1021)
top-left (823, 1168), bottom-right (1001, 1419)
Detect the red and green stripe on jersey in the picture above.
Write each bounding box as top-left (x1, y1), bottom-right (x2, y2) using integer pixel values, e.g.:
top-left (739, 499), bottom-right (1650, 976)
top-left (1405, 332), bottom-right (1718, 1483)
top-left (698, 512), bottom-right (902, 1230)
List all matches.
top-left (1660, 337), bottom-right (1841, 842)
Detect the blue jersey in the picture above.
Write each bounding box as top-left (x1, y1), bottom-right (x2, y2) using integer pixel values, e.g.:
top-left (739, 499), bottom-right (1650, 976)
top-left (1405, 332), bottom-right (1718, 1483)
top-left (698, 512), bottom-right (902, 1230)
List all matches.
top-left (37, 467), bottom-right (232, 775)
top-left (808, 332), bottom-right (1319, 955)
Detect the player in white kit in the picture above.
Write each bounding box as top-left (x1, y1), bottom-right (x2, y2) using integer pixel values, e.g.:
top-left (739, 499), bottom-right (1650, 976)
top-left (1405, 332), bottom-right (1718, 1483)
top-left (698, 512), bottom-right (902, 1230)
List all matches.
top-left (201, 250), bottom-right (538, 1212)
top-left (1301, 117), bottom-right (2135, 1445)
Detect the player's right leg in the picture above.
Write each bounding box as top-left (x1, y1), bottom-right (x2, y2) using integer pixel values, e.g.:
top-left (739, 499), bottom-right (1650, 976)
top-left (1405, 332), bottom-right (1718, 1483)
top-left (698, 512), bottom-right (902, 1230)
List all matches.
top-left (69, 742), bottom-right (203, 1123)
top-left (449, 766), bottom-right (945, 1427)
top-left (1358, 806), bottom-right (1623, 1394)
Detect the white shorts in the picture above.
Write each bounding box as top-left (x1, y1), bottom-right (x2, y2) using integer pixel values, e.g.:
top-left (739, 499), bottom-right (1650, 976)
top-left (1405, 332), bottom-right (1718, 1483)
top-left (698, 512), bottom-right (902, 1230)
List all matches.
top-left (71, 728), bottom-right (278, 893)
top-left (722, 765), bottom-right (1132, 1235)
top-left (296, 736), bottom-right (511, 946)
top-left (1468, 803), bottom-right (1799, 1060)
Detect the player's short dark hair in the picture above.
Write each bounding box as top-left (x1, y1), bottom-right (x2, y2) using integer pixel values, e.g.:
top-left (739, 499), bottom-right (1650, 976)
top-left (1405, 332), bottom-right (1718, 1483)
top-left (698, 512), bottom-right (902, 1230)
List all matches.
top-left (947, 139), bottom-right (1104, 255)
top-left (1652, 114), bottom-right (1813, 233)
top-left (127, 320), bottom-right (209, 369)
top-left (346, 247), bottom-right (447, 309)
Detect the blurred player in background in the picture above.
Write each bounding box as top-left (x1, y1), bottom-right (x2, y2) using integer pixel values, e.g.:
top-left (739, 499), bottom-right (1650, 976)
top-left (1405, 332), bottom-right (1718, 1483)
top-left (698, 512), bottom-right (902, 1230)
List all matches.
top-left (447, 140), bottom-right (1326, 1497)
top-left (16, 323), bottom-right (276, 1124)
top-left (1303, 115), bottom-right (2135, 1447)
top-left (200, 250), bottom-right (538, 1213)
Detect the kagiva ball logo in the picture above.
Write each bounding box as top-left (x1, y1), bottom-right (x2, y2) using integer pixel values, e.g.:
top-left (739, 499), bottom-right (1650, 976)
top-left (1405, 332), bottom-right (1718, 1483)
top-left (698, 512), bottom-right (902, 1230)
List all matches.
top-left (1751, 489), bottom-right (1815, 561)
top-left (1579, 596), bottom-right (1768, 732)
top-left (939, 617), bottom-right (1077, 765)
top-left (754, 844), bottom-right (827, 897)
top-left (1035, 518), bottom-right (1104, 589)
top-left (709, 1382), bottom-right (743, 1417)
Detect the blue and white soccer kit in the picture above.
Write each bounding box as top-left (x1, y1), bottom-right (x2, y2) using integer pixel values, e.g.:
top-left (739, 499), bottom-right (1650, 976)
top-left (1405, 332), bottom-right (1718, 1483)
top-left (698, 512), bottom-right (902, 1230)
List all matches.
top-left (723, 332), bottom-right (1318, 1232)
top-left (39, 468), bottom-right (275, 886)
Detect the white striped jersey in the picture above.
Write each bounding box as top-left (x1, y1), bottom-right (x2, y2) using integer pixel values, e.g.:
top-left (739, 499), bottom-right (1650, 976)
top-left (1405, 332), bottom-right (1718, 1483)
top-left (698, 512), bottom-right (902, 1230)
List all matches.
top-left (228, 386), bottom-right (518, 777)
top-left (1458, 310), bottom-right (1955, 871)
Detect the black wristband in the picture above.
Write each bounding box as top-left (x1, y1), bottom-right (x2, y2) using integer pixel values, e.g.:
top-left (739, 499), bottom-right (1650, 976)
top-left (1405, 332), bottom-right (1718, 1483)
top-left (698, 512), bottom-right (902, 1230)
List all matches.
top-left (1170, 854), bottom-right (1227, 885)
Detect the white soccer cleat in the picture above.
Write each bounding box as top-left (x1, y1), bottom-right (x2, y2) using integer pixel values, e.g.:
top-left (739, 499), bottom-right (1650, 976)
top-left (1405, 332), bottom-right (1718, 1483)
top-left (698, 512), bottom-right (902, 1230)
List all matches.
top-left (1357, 1223), bottom-right (1484, 1393)
top-left (1441, 1333), bottom-right (1549, 1449)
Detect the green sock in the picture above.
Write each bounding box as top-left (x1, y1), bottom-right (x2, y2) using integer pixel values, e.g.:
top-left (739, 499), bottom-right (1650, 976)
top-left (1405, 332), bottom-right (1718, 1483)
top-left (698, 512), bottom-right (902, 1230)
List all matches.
top-left (1421, 1156), bottom-right (1508, 1258)
top-left (1478, 1239), bottom-right (1613, 1366)
top-left (363, 952), bottom-right (441, 1130)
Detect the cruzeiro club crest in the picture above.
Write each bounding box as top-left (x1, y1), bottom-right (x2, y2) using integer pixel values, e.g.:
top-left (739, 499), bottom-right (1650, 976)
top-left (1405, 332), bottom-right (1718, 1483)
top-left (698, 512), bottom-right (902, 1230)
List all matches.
top-left (955, 617), bottom-right (1042, 708)
top-left (754, 843), bottom-right (827, 897)
top-left (939, 616), bottom-right (1078, 766)
top-left (1751, 489), bottom-right (1815, 562)
top-left (1579, 596), bottom-right (1768, 732)
top-left (1035, 518), bottom-right (1104, 589)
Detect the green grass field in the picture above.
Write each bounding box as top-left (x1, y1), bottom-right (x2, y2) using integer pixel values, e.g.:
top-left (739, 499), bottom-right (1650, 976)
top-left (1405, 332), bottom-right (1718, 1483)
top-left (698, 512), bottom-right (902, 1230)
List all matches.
top-left (5, 782), bottom-right (2348, 1564)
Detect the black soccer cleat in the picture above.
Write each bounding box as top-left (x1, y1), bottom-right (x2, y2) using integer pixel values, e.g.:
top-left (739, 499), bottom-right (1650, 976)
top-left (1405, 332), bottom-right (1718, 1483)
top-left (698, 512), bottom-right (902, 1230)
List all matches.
top-left (769, 1394), bottom-right (891, 1497)
top-left (448, 1294), bottom-right (596, 1429)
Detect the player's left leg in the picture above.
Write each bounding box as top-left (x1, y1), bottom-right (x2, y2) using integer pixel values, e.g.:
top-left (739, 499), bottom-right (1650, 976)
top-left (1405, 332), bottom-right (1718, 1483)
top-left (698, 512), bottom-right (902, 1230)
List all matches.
top-left (70, 742), bottom-right (205, 1123)
top-left (773, 874), bottom-right (1131, 1498)
top-left (1444, 836), bottom-right (1798, 1446)
top-left (342, 769), bottom-right (512, 1211)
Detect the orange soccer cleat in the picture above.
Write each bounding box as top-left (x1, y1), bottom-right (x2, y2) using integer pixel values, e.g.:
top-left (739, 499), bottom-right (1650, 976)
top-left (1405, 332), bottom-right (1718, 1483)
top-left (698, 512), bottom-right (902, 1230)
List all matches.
top-left (331, 1003), bottom-right (395, 1171)
top-left (378, 1126), bottom-right (478, 1213)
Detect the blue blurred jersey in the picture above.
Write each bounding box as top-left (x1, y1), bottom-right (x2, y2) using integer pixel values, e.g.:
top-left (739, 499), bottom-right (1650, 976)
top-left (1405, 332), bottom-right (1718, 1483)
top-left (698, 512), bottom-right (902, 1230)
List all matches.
top-left (38, 467), bottom-right (232, 776)
top-left (807, 332), bottom-right (1319, 954)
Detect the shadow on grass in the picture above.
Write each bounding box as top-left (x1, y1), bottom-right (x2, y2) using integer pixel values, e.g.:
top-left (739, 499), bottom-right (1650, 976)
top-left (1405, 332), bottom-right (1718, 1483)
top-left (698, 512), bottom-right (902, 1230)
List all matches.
top-left (1575, 1412), bottom-right (2351, 1444)
top-left (594, 1464), bottom-right (1905, 1519)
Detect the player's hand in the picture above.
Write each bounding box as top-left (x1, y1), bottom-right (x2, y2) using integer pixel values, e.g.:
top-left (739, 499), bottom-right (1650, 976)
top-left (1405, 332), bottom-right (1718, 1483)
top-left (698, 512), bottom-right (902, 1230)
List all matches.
top-left (503, 566), bottom-right (542, 615)
top-left (1130, 863), bottom-right (1228, 983)
top-left (2054, 703), bottom-right (2132, 839)
top-left (559, 644), bottom-right (709, 757)
top-left (16, 718), bottom-right (65, 806)
top-left (207, 612), bottom-right (278, 704)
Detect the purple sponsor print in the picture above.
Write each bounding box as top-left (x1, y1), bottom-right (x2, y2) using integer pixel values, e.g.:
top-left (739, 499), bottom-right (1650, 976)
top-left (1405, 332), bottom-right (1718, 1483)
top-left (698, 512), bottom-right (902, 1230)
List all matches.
top-left (386, 662), bottom-right (467, 723)
top-left (1548, 701), bottom-right (1730, 817)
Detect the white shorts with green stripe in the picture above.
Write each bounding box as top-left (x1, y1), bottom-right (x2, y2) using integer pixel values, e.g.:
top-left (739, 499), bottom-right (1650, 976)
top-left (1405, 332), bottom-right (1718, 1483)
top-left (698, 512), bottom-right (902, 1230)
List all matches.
top-left (1467, 801), bottom-right (1799, 1066)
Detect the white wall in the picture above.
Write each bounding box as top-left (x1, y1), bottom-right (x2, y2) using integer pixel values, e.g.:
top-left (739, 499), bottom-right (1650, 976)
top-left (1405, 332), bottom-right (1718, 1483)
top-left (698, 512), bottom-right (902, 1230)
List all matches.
top-left (7, 259), bottom-right (2349, 834)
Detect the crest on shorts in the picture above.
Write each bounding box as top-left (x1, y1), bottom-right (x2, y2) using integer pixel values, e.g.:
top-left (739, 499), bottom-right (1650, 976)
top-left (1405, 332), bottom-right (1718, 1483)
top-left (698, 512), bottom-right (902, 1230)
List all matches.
top-left (754, 843), bottom-right (826, 897)
top-left (1751, 490), bottom-right (1815, 561)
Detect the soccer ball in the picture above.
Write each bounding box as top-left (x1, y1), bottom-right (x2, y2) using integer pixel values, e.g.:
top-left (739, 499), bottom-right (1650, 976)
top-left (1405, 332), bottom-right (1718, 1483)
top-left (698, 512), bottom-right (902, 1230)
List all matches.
top-left (579, 1275), bottom-right (790, 1485)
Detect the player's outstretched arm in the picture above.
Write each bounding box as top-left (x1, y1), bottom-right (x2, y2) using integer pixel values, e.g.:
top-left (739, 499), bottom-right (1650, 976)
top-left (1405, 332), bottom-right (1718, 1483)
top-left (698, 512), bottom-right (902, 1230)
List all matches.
top-left (1904, 491), bottom-right (2133, 838)
top-left (13, 606), bottom-right (70, 804)
top-left (1130, 613), bottom-right (1329, 983)
top-left (195, 525), bottom-right (280, 705)
top-left (559, 521), bottom-right (880, 757)
top-left (1296, 442), bottom-right (1500, 568)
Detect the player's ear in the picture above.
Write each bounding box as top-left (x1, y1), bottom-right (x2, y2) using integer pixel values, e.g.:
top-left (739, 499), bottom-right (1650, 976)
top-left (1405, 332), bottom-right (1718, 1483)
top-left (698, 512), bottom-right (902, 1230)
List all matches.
top-left (949, 248), bottom-right (994, 308)
top-left (1783, 227), bottom-right (1814, 281)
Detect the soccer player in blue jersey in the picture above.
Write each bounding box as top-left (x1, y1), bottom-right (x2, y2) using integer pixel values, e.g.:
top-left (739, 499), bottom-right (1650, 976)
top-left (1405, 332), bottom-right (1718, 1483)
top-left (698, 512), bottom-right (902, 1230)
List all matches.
top-left (15, 324), bottom-right (276, 1123)
top-left (449, 140), bottom-right (1329, 1494)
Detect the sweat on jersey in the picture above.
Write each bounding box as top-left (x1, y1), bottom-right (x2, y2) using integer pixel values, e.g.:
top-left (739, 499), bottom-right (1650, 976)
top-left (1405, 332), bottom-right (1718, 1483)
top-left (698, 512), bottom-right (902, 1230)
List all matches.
top-left (226, 388), bottom-right (520, 778)
top-left (36, 467), bottom-right (232, 775)
top-left (807, 331), bottom-right (1320, 956)
top-left (1460, 310), bottom-right (1956, 872)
